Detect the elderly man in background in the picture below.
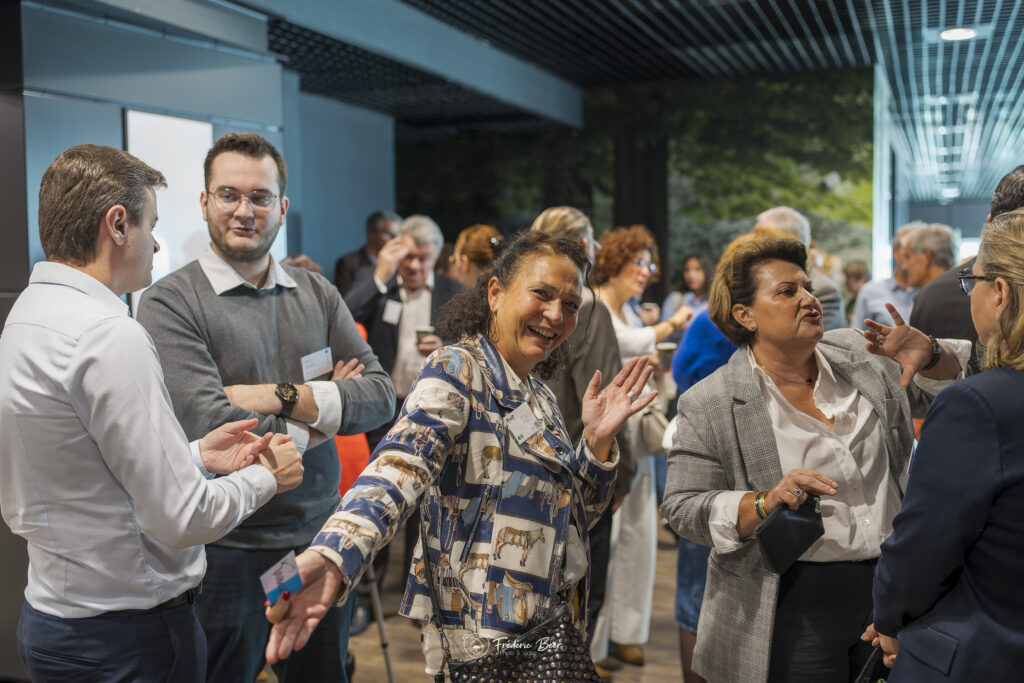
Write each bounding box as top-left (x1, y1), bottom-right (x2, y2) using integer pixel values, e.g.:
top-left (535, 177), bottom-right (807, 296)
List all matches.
top-left (899, 222), bottom-right (957, 292)
top-left (850, 222), bottom-right (921, 330)
top-left (1, 144), bottom-right (303, 682)
top-left (754, 206), bottom-right (846, 330)
top-left (345, 214), bottom-right (463, 446)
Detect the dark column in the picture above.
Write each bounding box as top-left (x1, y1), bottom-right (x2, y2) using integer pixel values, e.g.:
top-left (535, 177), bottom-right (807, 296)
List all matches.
top-left (613, 126), bottom-right (669, 301)
top-left (0, 4), bottom-right (30, 680)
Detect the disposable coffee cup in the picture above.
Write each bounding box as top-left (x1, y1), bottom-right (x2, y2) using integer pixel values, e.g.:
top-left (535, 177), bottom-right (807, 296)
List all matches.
top-left (656, 341), bottom-right (678, 368)
top-left (416, 326), bottom-right (435, 343)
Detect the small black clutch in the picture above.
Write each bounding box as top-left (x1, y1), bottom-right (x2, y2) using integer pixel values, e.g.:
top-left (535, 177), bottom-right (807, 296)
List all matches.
top-left (753, 495), bottom-right (824, 574)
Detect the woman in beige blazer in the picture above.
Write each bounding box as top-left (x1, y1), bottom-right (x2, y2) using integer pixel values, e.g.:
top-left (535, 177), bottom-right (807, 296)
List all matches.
top-left (661, 236), bottom-right (968, 683)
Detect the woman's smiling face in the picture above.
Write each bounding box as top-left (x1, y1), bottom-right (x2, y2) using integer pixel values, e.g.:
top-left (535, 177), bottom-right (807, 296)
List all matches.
top-left (488, 253), bottom-right (583, 377)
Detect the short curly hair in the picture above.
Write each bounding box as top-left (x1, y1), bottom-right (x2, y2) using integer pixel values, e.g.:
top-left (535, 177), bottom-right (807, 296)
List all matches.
top-left (708, 235), bottom-right (808, 347)
top-left (594, 225), bottom-right (659, 285)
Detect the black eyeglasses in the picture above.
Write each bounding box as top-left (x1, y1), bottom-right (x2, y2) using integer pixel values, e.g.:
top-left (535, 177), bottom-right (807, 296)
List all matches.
top-left (956, 267), bottom-right (995, 296)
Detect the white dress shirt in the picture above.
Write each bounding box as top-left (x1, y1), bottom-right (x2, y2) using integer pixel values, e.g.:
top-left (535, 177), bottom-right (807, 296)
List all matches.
top-left (374, 272), bottom-right (435, 397)
top-left (0, 262), bottom-right (277, 618)
top-left (198, 246), bottom-right (342, 452)
top-left (709, 341), bottom-right (971, 561)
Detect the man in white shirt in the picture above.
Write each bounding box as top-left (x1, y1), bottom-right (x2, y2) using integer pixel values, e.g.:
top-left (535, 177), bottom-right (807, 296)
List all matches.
top-left (0, 144), bottom-right (303, 682)
top-left (137, 133), bottom-right (395, 683)
top-left (344, 214), bottom-right (464, 444)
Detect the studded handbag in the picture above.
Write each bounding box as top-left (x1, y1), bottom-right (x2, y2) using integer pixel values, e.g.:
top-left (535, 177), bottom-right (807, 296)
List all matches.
top-left (418, 503), bottom-right (602, 683)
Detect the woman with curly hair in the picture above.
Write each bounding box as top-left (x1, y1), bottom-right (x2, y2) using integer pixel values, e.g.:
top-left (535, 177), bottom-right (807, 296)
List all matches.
top-left (589, 225), bottom-right (691, 668)
top-left (263, 230), bottom-right (655, 680)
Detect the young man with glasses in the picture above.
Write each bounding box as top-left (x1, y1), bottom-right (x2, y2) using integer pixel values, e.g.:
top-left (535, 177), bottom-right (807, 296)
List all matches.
top-left (137, 133), bottom-right (396, 683)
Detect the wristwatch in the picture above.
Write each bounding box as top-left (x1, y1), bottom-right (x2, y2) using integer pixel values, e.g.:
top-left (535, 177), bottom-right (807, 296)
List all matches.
top-left (921, 335), bottom-right (943, 371)
top-left (275, 382), bottom-right (299, 419)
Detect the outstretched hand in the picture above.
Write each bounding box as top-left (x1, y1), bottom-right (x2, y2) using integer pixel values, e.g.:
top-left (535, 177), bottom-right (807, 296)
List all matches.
top-left (265, 550), bottom-right (346, 664)
top-left (862, 303), bottom-right (936, 387)
top-left (581, 356), bottom-right (657, 461)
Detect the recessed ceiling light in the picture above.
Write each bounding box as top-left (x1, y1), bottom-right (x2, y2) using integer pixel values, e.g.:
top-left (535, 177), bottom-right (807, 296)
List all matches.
top-left (941, 27), bottom-right (977, 41)
top-left (941, 187), bottom-right (961, 199)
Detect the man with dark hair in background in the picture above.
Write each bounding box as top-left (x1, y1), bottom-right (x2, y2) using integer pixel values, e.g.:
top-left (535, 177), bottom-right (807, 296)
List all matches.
top-left (334, 210), bottom-right (400, 296)
top-left (1, 144), bottom-right (303, 681)
top-left (138, 133), bottom-right (395, 683)
top-left (911, 164), bottom-right (1024, 374)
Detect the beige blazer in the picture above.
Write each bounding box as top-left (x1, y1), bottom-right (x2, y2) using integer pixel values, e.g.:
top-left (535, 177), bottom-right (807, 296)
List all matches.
top-left (661, 329), bottom-right (930, 683)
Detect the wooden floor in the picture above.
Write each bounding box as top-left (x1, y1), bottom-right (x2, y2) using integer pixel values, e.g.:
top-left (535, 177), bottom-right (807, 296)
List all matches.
top-left (344, 523), bottom-right (684, 683)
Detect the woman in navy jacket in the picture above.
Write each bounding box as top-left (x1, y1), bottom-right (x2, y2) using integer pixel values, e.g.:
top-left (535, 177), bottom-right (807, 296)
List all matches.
top-left (868, 208), bottom-right (1024, 680)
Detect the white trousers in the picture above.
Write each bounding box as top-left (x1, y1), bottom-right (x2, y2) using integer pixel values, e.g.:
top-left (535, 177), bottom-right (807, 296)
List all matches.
top-left (589, 454), bottom-right (658, 661)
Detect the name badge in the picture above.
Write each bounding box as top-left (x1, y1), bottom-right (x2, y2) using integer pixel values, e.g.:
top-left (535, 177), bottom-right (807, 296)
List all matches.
top-left (260, 550), bottom-right (304, 606)
top-left (382, 299), bottom-right (402, 325)
top-left (301, 347), bottom-right (333, 382)
top-left (508, 403), bottom-right (543, 444)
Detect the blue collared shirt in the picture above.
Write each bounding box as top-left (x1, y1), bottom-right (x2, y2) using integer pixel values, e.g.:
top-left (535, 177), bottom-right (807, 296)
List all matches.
top-left (850, 278), bottom-right (917, 330)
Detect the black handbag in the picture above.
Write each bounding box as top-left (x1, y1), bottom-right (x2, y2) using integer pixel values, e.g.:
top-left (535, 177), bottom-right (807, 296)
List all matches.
top-left (753, 495), bottom-right (825, 574)
top-left (417, 503), bottom-right (602, 683)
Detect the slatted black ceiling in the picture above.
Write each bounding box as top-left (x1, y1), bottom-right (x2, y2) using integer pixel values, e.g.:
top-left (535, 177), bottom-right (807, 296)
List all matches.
top-left (268, 18), bottom-right (553, 140)
top-left (269, 2), bottom-right (1024, 200)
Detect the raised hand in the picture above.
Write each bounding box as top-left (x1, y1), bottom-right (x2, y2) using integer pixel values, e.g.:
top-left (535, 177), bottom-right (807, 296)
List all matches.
top-left (265, 550), bottom-right (346, 664)
top-left (581, 356), bottom-right (656, 461)
top-left (863, 303), bottom-right (941, 387)
top-left (198, 418), bottom-right (273, 474)
top-left (373, 235), bottom-right (411, 284)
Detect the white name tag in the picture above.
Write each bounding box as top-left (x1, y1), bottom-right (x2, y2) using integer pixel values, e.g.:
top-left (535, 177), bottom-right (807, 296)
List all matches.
top-left (382, 299), bottom-right (402, 325)
top-left (260, 550), bottom-right (304, 606)
top-left (508, 403), bottom-right (543, 443)
top-left (301, 347), bottom-right (333, 382)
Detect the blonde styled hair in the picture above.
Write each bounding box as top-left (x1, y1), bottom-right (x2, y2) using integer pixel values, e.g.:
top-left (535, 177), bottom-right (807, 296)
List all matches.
top-left (978, 208), bottom-right (1024, 371)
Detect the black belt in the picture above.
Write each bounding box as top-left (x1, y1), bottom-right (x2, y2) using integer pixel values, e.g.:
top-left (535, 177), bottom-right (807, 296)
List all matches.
top-left (96, 587), bottom-right (198, 618)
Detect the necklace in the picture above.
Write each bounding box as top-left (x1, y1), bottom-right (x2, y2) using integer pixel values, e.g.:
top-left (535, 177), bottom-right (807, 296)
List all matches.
top-left (758, 363), bottom-right (815, 386)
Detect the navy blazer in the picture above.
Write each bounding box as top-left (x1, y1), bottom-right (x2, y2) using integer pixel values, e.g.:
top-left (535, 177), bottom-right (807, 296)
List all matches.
top-left (344, 272), bottom-right (463, 378)
top-left (874, 366), bottom-right (1024, 681)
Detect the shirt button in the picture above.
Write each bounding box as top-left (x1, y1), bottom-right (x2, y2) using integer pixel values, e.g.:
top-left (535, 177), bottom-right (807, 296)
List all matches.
top-left (555, 446), bottom-right (565, 454)
top-left (852, 484), bottom-right (859, 491)
top-left (863, 519), bottom-right (871, 526)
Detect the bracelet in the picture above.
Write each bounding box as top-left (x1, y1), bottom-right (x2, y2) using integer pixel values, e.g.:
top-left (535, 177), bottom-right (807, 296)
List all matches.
top-left (921, 335), bottom-right (943, 371)
top-left (754, 490), bottom-right (769, 520)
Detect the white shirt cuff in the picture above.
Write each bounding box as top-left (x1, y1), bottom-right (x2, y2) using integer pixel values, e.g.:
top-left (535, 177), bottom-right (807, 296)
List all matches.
top-left (583, 439), bottom-right (618, 470)
top-left (308, 381), bottom-right (342, 436)
top-left (285, 419), bottom-right (311, 455)
top-left (373, 275), bottom-right (388, 294)
top-left (190, 440), bottom-right (215, 479)
top-left (708, 490), bottom-right (750, 553)
top-left (913, 337), bottom-right (973, 394)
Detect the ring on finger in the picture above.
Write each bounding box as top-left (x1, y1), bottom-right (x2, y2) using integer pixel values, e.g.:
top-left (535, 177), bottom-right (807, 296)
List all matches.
top-left (627, 391), bottom-right (639, 402)
top-left (792, 487), bottom-right (804, 498)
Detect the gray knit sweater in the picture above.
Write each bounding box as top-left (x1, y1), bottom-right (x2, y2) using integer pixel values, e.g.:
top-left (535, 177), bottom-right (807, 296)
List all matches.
top-left (138, 261), bottom-right (395, 549)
